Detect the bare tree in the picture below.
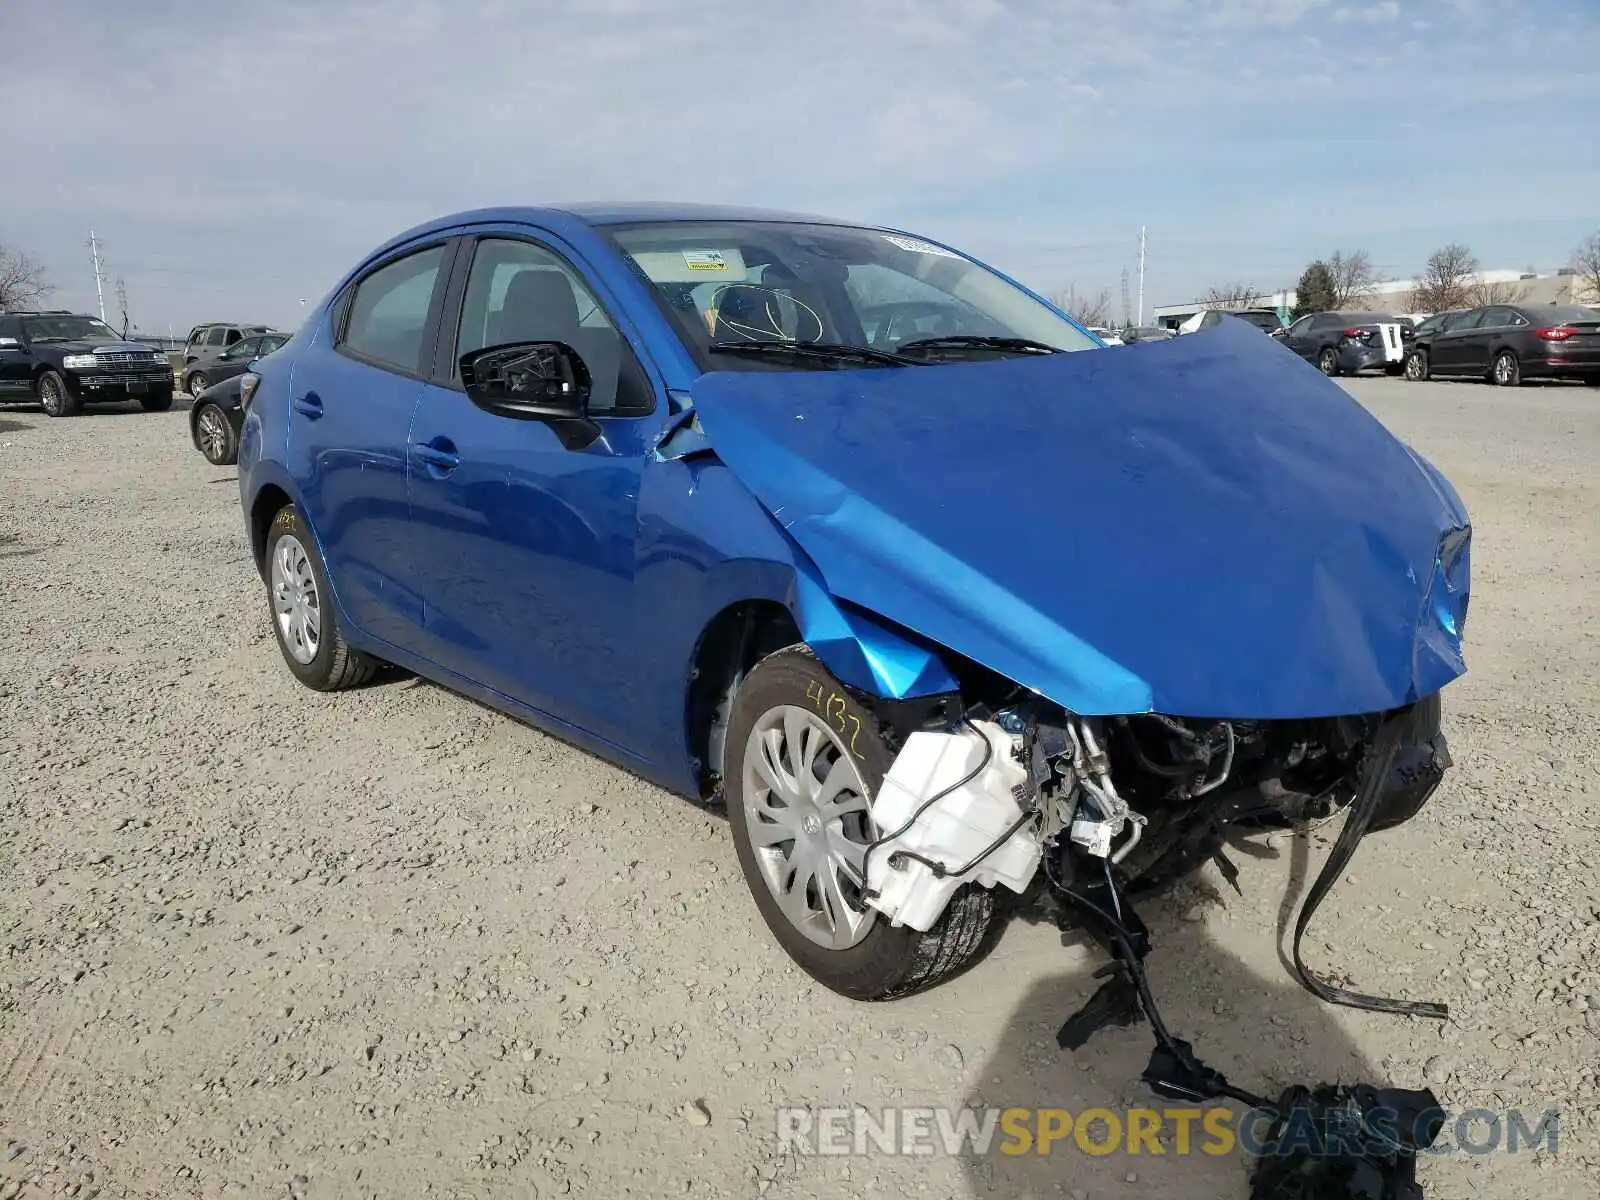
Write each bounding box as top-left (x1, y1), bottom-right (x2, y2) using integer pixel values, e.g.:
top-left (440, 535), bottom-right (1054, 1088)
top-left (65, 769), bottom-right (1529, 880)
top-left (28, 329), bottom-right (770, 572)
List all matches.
top-left (1202, 282), bottom-right (1263, 309)
top-left (1571, 232), bottom-right (1600, 306)
top-left (0, 242), bottom-right (52, 311)
top-left (1408, 244), bottom-right (1480, 313)
top-left (1053, 284), bottom-right (1114, 328)
top-left (1468, 278), bottom-right (1530, 306)
top-left (1326, 250), bottom-right (1378, 308)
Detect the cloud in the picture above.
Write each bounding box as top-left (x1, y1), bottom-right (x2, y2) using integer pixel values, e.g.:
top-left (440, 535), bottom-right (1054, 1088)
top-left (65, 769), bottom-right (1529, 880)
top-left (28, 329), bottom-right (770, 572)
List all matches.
top-left (1, 0), bottom-right (1595, 326)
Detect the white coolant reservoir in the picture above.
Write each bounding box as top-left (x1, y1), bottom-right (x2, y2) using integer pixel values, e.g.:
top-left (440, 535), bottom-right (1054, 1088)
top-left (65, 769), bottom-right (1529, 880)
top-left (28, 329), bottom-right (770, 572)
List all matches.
top-left (865, 720), bottom-right (1041, 932)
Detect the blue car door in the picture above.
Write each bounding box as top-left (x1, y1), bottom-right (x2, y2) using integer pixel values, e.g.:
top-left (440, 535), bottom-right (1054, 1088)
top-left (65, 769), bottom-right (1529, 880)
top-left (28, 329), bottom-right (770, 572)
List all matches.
top-left (404, 230), bottom-right (663, 749)
top-left (284, 238), bottom-right (454, 645)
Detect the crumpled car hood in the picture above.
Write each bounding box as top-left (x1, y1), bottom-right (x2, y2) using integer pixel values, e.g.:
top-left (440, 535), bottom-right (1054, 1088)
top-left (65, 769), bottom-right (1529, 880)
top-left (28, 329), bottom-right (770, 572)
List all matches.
top-left (690, 319), bottom-right (1470, 719)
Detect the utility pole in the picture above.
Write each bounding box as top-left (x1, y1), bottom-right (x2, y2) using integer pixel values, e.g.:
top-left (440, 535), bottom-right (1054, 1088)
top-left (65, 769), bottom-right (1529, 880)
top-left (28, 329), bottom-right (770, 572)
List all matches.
top-left (1119, 268), bottom-right (1131, 331)
top-left (1135, 225), bottom-right (1147, 327)
top-left (88, 229), bottom-right (107, 323)
top-left (116, 276), bottom-right (130, 339)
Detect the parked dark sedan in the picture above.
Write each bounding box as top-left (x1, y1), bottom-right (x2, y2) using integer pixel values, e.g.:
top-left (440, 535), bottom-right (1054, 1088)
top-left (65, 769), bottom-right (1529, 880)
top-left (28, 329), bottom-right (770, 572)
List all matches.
top-left (1401, 310), bottom-right (1471, 380)
top-left (181, 331), bottom-right (288, 398)
top-left (1187, 308), bottom-right (1284, 335)
top-left (189, 374), bottom-right (245, 465)
top-left (1277, 311), bottom-right (1410, 376)
top-left (1415, 304), bottom-right (1600, 386)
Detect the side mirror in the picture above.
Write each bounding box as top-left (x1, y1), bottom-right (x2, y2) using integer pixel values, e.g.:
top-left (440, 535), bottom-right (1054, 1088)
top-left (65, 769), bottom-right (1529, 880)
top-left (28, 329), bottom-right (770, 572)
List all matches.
top-left (459, 341), bottom-right (600, 448)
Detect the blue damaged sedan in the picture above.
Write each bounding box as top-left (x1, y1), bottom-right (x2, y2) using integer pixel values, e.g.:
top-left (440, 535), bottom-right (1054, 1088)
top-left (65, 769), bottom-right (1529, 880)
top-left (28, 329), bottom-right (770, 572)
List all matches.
top-left (237, 204), bottom-right (1469, 1006)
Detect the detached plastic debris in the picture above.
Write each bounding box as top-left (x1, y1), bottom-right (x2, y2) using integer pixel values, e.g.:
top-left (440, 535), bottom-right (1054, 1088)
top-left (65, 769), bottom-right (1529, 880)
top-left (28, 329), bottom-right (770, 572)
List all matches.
top-left (1248, 1083), bottom-right (1446, 1200)
top-left (864, 720), bottom-right (1040, 931)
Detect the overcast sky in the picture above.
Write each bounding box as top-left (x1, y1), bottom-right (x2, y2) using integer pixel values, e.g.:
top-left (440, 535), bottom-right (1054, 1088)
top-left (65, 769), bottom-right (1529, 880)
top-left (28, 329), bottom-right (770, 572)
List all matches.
top-left (2, 0), bottom-right (1596, 332)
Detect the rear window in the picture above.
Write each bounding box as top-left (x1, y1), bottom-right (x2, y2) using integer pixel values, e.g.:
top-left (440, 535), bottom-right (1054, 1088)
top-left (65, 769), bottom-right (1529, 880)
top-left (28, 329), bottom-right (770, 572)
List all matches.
top-left (1539, 306), bottom-right (1600, 325)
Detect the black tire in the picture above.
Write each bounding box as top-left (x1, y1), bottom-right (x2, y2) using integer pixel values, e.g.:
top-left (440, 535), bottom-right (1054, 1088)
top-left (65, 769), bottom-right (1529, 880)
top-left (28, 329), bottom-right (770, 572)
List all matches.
top-left (1317, 346), bottom-right (1339, 376)
top-left (1491, 350), bottom-right (1520, 387)
top-left (724, 644), bottom-right (1001, 1000)
top-left (194, 402), bottom-right (238, 465)
top-left (186, 372), bottom-right (210, 399)
top-left (262, 504), bottom-right (379, 691)
top-left (1403, 350), bottom-right (1429, 382)
top-left (139, 392), bottom-right (173, 412)
top-left (36, 369), bottom-right (80, 417)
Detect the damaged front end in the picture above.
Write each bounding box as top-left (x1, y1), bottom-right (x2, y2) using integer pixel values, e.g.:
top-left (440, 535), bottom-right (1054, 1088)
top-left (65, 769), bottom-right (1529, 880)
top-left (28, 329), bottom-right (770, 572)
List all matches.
top-left (858, 692), bottom-right (1454, 1198)
top-left (687, 310), bottom-right (1474, 1195)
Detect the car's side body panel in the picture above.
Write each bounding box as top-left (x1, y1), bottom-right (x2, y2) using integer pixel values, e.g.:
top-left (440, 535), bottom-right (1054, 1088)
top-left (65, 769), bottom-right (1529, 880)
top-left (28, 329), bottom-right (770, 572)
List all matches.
top-left (239, 208), bottom-right (966, 795)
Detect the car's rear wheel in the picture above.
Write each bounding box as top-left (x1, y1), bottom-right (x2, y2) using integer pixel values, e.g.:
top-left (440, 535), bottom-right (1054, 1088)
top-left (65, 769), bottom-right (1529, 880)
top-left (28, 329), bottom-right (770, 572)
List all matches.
top-left (1317, 347), bottom-right (1339, 376)
top-left (724, 644), bottom-right (1002, 1000)
top-left (36, 370), bottom-right (80, 417)
top-left (139, 392), bottom-right (173, 412)
top-left (263, 504), bottom-right (379, 691)
top-left (195, 403), bottom-right (238, 465)
top-left (1404, 350), bottom-right (1429, 381)
top-left (1491, 351), bottom-right (1521, 387)
top-left (187, 372), bottom-right (210, 398)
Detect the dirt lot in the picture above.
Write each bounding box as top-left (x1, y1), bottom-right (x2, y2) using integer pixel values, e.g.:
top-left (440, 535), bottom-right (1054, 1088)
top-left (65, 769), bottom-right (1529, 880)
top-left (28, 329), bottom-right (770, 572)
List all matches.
top-left (1, 377), bottom-right (1596, 1200)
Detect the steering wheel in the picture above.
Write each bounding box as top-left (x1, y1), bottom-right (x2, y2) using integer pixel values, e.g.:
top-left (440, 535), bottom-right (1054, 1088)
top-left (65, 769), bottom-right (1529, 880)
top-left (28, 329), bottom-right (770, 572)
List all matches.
top-left (710, 283), bottom-right (825, 343)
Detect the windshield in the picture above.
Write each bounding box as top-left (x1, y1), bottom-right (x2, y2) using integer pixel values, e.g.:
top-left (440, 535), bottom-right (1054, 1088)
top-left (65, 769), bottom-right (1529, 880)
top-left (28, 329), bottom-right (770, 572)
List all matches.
top-left (606, 221), bottom-right (1099, 369)
top-left (22, 315), bottom-right (121, 343)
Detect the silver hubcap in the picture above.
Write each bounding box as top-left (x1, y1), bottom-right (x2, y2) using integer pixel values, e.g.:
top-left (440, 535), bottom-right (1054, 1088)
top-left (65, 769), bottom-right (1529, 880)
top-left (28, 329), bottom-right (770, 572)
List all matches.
top-left (742, 705), bottom-right (877, 950)
top-left (1406, 355), bottom-right (1423, 379)
top-left (40, 378), bottom-right (61, 412)
top-left (1320, 351), bottom-right (1335, 373)
top-left (270, 534), bottom-right (321, 664)
top-left (199, 408), bottom-right (228, 460)
top-left (190, 376), bottom-right (207, 397)
top-left (1495, 356), bottom-right (1513, 383)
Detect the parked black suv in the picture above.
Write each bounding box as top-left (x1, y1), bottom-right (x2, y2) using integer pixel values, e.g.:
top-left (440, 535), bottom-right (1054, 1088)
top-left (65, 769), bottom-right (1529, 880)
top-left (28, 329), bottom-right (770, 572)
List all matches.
top-left (0, 311), bottom-right (175, 417)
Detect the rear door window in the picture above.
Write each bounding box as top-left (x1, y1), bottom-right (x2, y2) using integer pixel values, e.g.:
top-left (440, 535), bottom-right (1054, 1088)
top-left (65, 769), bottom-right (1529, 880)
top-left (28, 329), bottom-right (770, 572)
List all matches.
top-left (339, 244), bottom-right (449, 375)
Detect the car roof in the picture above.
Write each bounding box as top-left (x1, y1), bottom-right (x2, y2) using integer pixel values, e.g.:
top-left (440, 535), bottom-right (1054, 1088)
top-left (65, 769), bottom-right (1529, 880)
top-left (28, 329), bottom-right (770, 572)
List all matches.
top-left (369, 203), bottom-right (878, 259)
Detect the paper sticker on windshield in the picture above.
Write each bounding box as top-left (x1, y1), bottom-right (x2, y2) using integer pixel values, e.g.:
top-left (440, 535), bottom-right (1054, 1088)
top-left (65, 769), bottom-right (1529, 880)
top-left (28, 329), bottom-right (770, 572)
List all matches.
top-left (882, 234), bottom-right (963, 260)
top-left (683, 250), bottom-right (730, 272)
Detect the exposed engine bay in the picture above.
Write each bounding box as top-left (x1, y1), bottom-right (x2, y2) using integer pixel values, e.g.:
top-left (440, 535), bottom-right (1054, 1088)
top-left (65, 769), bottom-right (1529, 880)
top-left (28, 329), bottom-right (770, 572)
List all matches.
top-left (862, 696), bottom-right (1455, 1198)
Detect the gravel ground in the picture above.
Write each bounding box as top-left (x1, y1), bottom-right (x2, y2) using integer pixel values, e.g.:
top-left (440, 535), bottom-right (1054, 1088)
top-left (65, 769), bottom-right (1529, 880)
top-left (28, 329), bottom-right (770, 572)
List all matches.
top-left (1, 377), bottom-right (1596, 1200)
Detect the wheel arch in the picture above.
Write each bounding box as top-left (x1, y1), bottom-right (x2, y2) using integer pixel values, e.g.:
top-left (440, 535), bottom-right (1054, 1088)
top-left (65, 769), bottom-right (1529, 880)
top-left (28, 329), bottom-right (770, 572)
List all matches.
top-left (246, 471), bottom-right (306, 579)
top-left (681, 558), bottom-right (962, 798)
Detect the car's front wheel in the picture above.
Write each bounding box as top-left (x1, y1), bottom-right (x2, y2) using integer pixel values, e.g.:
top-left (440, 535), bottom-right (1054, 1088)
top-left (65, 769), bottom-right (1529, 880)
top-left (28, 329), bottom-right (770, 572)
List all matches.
top-left (1317, 347), bottom-right (1339, 376)
top-left (1404, 350), bottom-right (1429, 381)
top-left (139, 392), bottom-right (173, 412)
top-left (263, 504), bottom-right (379, 691)
top-left (187, 372), bottom-right (210, 398)
top-left (724, 645), bottom-right (1001, 1000)
top-left (194, 403), bottom-right (238, 465)
top-left (36, 369), bottom-right (80, 417)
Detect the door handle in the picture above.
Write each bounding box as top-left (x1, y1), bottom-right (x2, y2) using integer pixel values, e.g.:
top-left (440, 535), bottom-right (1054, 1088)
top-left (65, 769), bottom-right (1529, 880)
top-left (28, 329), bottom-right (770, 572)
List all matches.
top-left (293, 392), bottom-right (324, 418)
top-left (412, 437), bottom-right (460, 475)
